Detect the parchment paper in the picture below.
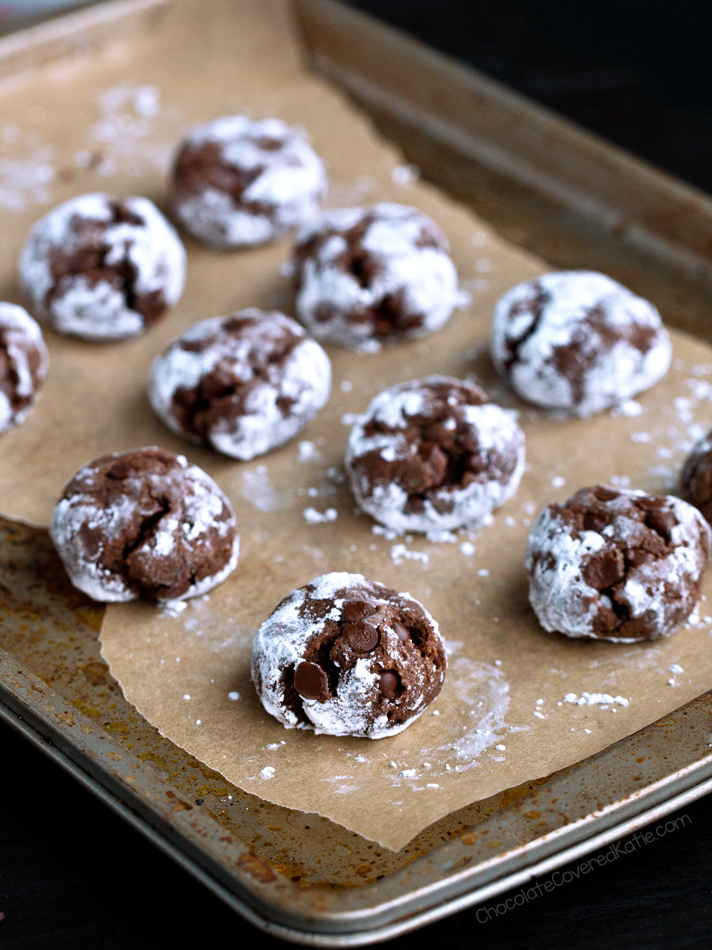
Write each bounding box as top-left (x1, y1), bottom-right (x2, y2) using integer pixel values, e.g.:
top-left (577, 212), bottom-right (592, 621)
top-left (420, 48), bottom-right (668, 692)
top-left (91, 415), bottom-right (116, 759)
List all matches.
top-left (3, 0), bottom-right (712, 851)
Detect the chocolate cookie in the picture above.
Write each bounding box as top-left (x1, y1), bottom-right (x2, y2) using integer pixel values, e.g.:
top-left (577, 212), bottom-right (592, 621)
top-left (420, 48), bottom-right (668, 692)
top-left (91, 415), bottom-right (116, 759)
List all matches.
top-left (171, 116), bottom-right (327, 248)
top-left (681, 429), bottom-right (712, 524)
top-left (148, 309), bottom-right (331, 460)
top-left (19, 193), bottom-right (186, 341)
top-left (526, 485), bottom-right (710, 642)
top-left (252, 572), bottom-right (446, 738)
top-left (346, 376), bottom-right (525, 534)
top-left (292, 203), bottom-right (460, 348)
top-left (50, 447), bottom-right (239, 602)
top-left (0, 302), bottom-right (49, 434)
top-left (491, 271), bottom-right (672, 416)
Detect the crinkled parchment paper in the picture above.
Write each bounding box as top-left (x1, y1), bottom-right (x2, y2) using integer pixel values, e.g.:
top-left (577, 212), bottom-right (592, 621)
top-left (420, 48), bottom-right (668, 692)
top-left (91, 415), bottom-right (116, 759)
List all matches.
top-left (3, 0), bottom-right (712, 850)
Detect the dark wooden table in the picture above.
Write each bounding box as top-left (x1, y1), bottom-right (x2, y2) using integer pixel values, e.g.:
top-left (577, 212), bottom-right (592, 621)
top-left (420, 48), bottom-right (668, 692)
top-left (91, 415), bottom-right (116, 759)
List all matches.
top-left (3, 1), bottom-right (712, 947)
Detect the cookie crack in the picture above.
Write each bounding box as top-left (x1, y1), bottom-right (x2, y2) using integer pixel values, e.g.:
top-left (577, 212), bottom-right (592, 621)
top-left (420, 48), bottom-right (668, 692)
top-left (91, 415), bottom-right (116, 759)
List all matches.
top-left (501, 280), bottom-right (550, 370)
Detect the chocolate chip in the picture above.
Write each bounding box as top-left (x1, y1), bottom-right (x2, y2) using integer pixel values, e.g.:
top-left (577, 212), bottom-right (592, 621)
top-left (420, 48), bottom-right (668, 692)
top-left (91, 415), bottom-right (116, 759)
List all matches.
top-left (342, 621), bottom-right (379, 653)
top-left (392, 621), bottom-right (411, 642)
top-left (593, 485), bottom-right (620, 502)
top-left (466, 453), bottom-right (485, 474)
top-left (380, 671), bottom-right (399, 698)
top-left (626, 548), bottom-right (655, 567)
top-left (582, 550), bottom-right (625, 589)
top-left (646, 507), bottom-right (676, 541)
top-left (584, 512), bottom-right (608, 532)
top-left (341, 599), bottom-right (377, 624)
top-left (107, 461), bottom-right (133, 480)
top-left (294, 661), bottom-right (329, 702)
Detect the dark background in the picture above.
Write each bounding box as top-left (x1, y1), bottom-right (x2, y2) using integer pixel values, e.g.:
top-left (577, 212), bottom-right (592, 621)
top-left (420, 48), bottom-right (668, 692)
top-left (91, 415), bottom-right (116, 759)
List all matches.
top-left (4, 1), bottom-right (712, 948)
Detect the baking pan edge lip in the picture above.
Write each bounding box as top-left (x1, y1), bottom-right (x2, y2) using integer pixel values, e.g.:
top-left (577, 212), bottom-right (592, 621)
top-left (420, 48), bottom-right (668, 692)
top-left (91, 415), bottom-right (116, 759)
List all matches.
top-left (3, 687), bottom-right (712, 945)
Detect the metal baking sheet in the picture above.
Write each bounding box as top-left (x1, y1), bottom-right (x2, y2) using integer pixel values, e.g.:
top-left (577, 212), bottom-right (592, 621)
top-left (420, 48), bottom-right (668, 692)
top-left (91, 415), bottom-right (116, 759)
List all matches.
top-left (3, 0), bottom-right (712, 943)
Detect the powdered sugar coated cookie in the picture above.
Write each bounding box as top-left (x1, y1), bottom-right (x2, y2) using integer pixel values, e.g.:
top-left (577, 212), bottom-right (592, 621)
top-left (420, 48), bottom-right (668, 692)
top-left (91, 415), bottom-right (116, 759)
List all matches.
top-left (526, 485), bottom-right (710, 642)
top-left (172, 115), bottom-right (327, 248)
top-left (19, 193), bottom-right (185, 341)
top-left (346, 375), bottom-right (525, 533)
top-left (292, 203), bottom-right (459, 347)
top-left (491, 271), bottom-right (671, 416)
top-left (148, 310), bottom-right (331, 460)
top-left (252, 572), bottom-right (446, 739)
top-left (0, 302), bottom-right (48, 433)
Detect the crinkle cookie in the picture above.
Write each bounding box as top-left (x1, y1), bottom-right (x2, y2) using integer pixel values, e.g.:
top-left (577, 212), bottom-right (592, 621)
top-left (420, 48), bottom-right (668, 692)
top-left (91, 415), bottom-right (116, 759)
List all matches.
top-left (251, 572), bottom-right (446, 739)
top-left (491, 270), bottom-right (672, 416)
top-left (171, 115), bottom-right (327, 248)
top-left (148, 310), bottom-right (331, 460)
top-left (0, 302), bottom-right (49, 434)
top-left (19, 193), bottom-right (186, 341)
top-left (50, 447), bottom-right (239, 602)
top-left (526, 485), bottom-right (710, 642)
top-left (681, 428), bottom-right (712, 524)
top-left (346, 376), bottom-right (525, 534)
top-left (292, 203), bottom-right (460, 348)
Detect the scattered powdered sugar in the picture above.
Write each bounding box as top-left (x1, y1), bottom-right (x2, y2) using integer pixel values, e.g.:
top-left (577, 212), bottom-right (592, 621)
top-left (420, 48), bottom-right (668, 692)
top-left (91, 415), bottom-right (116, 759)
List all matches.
top-left (427, 659), bottom-right (512, 771)
top-left (303, 507), bottom-right (338, 523)
top-left (298, 440), bottom-right (320, 462)
top-left (563, 692), bottom-right (630, 708)
top-left (611, 399), bottom-right (644, 418)
top-left (160, 600), bottom-right (188, 619)
top-left (391, 164), bottom-right (419, 185)
top-left (87, 84), bottom-right (174, 177)
top-left (0, 125), bottom-right (55, 211)
top-left (240, 465), bottom-right (292, 513)
top-left (390, 543), bottom-right (429, 567)
top-left (259, 766), bottom-right (276, 779)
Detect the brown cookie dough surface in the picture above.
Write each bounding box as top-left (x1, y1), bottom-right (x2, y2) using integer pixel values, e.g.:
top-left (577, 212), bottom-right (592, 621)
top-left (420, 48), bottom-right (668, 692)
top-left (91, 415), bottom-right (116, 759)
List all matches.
top-left (252, 572), bottom-right (446, 738)
top-left (50, 447), bottom-right (239, 602)
top-left (0, 302), bottom-right (48, 434)
top-left (526, 485), bottom-right (710, 642)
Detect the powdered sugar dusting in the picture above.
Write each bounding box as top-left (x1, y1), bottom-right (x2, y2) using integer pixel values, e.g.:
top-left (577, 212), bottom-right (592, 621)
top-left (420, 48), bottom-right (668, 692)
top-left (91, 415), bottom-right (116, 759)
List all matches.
top-left (0, 126), bottom-right (55, 212)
